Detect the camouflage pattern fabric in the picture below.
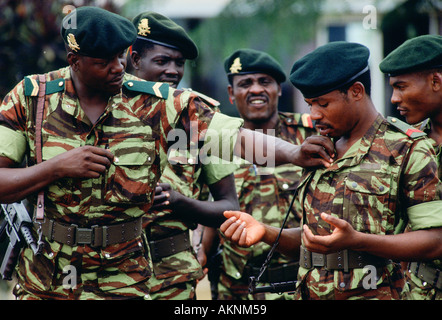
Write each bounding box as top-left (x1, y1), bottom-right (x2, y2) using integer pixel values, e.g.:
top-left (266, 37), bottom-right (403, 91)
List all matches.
top-left (144, 92), bottom-right (239, 300)
top-left (403, 120), bottom-right (442, 300)
top-left (218, 112), bottom-right (317, 300)
top-left (0, 67), bottom-right (242, 299)
top-left (294, 114), bottom-right (442, 300)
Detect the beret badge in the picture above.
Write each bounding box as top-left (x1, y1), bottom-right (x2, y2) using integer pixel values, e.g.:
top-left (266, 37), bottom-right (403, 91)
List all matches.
top-left (67, 33), bottom-right (80, 52)
top-left (138, 18), bottom-right (151, 36)
top-left (230, 57), bottom-right (242, 74)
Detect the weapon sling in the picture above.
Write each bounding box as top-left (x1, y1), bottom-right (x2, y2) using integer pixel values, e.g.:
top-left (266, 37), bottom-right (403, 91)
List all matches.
top-left (248, 184), bottom-right (299, 294)
top-left (35, 74), bottom-right (46, 222)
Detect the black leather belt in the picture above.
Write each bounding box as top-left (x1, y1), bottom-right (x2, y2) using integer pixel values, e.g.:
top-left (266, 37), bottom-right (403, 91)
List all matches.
top-left (409, 262), bottom-right (442, 290)
top-left (300, 246), bottom-right (390, 272)
top-left (149, 231), bottom-right (191, 261)
top-left (243, 262), bottom-right (299, 283)
top-left (39, 218), bottom-right (142, 248)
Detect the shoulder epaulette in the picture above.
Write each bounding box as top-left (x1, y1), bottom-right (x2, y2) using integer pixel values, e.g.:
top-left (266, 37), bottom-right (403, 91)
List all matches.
top-left (24, 76), bottom-right (65, 97)
top-left (279, 112), bottom-right (314, 129)
top-left (123, 80), bottom-right (169, 99)
top-left (182, 88), bottom-right (220, 108)
top-left (387, 116), bottom-right (426, 139)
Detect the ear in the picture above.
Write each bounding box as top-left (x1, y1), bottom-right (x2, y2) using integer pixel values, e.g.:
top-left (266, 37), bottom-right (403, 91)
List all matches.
top-left (431, 71), bottom-right (442, 92)
top-left (130, 51), bottom-right (141, 70)
top-left (227, 85), bottom-right (235, 104)
top-left (349, 82), bottom-right (364, 101)
top-left (67, 52), bottom-right (80, 71)
top-left (277, 83), bottom-right (282, 97)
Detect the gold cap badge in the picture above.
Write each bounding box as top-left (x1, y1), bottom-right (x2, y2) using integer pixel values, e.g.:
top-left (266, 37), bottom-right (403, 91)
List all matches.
top-left (229, 57), bottom-right (242, 74)
top-left (67, 33), bottom-right (80, 52)
top-left (138, 18), bottom-right (151, 36)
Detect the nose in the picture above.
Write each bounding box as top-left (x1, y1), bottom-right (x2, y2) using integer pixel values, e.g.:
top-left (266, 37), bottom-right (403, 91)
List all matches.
top-left (309, 105), bottom-right (323, 121)
top-left (249, 82), bottom-right (264, 94)
top-left (390, 89), bottom-right (401, 105)
top-left (110, 56), bottom-right (126, 73)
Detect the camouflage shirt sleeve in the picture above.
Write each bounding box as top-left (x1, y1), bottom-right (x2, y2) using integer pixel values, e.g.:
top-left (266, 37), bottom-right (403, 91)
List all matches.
top-left (0, 79), bottom-right (29, 163)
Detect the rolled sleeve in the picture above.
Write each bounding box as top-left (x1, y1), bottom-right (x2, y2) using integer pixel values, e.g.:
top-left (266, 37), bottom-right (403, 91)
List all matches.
top-left (407, 200), bottom-right (442, 231)
top-left (0, 126), bottom-right (27, 163)
top-left (203, 112), bottom-right (243, 162)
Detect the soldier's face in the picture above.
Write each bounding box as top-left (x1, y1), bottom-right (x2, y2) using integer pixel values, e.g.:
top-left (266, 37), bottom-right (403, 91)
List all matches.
top-left (131, 44), bottom-right (185, 88)
top-left (229, 73), bottom-right (281, 125)
top-left (305, 90), bottom-right (356, 138)
top-left (389, 72), bottom-right (442, 125)
top-left (71, 50), bottom-right (127, 95)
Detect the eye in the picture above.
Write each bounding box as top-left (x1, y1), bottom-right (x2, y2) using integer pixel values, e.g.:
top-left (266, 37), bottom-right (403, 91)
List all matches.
top-left (318, 102), bottom-right (328, 107)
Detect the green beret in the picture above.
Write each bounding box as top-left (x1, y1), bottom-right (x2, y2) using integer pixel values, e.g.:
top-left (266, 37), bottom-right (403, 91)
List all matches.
top-left (61, 6), bottom-right (137, 59)
top-left (132, 11), bottom-right (198, 60)
top-left (290, 41), bottom-right (370, 98)
top-left (379, 34), bottom-right (442, 76)
top-left (224, 48), bottom-right (286, 83)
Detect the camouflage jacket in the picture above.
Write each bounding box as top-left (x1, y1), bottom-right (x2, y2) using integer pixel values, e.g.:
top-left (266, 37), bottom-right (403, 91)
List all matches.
top-left (0, 67), bottom-right (242, 299)
top-left (296, 114), bottom-right (442, 300)
top-left (145, 91), bottom-right (238, 293)
top-left (220, 112), bottom-right (317, 281)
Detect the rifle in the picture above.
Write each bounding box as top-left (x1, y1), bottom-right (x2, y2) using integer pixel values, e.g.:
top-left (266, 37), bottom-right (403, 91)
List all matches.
top-left (249, 276), bottom-right (297, 294)
top-left (0, 200), bottom-right (41, 280)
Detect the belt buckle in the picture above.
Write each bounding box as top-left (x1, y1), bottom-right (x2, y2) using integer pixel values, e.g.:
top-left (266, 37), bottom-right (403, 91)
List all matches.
top-left (311, 252), bottom-right (325, 267)
top-left (74, 225), bottom-right (96, 246)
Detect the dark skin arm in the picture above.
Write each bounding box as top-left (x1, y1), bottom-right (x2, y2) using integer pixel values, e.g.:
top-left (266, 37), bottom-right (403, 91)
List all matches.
top-left (151, 173), bottom-right (240, 228)
top-left (0, 146), bottom-right (114, 203)
top-left (234, 128), bottom-right (335, 168)
top-left (221, 211), bottom-right (442, 261)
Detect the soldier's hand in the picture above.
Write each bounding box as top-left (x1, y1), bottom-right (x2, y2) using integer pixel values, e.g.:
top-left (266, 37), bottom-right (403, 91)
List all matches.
top-left (151, 182), bottom-right (181, 210)
top-left (293, 135), bottom-right (335, 168)
top-left (50, 145), bottom-right (114, 179)
top-left (221, 211), bottom-right (265, 247)
top-left (302, 212), bottom-right (358, 254)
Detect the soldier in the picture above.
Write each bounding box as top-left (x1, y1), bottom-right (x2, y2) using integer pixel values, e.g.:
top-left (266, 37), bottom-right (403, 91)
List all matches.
top-left (0, 6), bottom-right (333, 300)
top-left (202, 49), bottom-right (317, 300)
top-left (220, 41), bottom-right (442, 300)
top-left (128, 11), bottom-right (239, 300)
top-left (379, 34), bottom-right (442, 300)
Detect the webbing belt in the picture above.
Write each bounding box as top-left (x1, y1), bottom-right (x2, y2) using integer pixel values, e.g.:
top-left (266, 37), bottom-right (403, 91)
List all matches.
top-left (38, 217), bottom-right (142, 247)
top-left (300, 246), bottom-right (390, 272)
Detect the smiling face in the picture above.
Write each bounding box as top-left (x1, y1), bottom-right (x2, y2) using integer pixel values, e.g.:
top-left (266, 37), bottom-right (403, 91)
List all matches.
top-left (131, 44), bottom-right (185, 88)
top-left (389, 71), bottom-right (442, 125)
top-left (228, 73), bottom-right (281, 128)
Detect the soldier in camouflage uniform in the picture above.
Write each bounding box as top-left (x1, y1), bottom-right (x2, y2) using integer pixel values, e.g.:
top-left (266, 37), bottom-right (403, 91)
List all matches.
top-left (128, 11), bottom-right (239, 300)
top-left (0, 7), bottom-right (333, 300)
top-left (221, 42), bottom-right (442, 300)
top-left (380, 34), bottom-right (442, 300)
top-left (201, 49), bottom-right (317, 300)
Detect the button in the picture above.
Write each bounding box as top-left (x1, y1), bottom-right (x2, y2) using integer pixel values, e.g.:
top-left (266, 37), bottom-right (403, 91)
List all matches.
top-left (114, 157), bottom-right (119, 164)
top-left (105, 253), bottom-right (111, 259)
top-left (48, 252), bottom-right (54, 258)
top-left (352, 182), bottom-right (357, 188)
top-left (282, 183), bottom-right (289, 190)
top-left (58, 81), bottom-right (64, 87)
top-left (391, 117), bottom-right (397, 123)
top-left (128, 82), bottom-right (134, 87)
top-left (379, 186), bottom-right (384, 192)
top-left (188, 158), bottom-right (194, 164)
top-left (147, 156), bottom-right (152, 162)
top-left (339, 282), bottom-right (346, 288)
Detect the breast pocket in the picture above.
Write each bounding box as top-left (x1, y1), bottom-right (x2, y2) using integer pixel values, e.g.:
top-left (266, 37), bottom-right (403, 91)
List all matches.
top-left (104, 138), bottom-right (156, 204)
top-left (344, 172), bottom-right (390, 234)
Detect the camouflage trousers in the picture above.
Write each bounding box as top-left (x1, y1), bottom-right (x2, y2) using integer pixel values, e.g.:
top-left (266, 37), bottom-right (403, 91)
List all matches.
top-left (14, 235), bottom-right (152, 300)
top-left (403, 272), bottom-right (442, 300)
top-left (294, 262), bottom-right (407, 300)
top-left (148, 277), bottom-right (197, 300)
